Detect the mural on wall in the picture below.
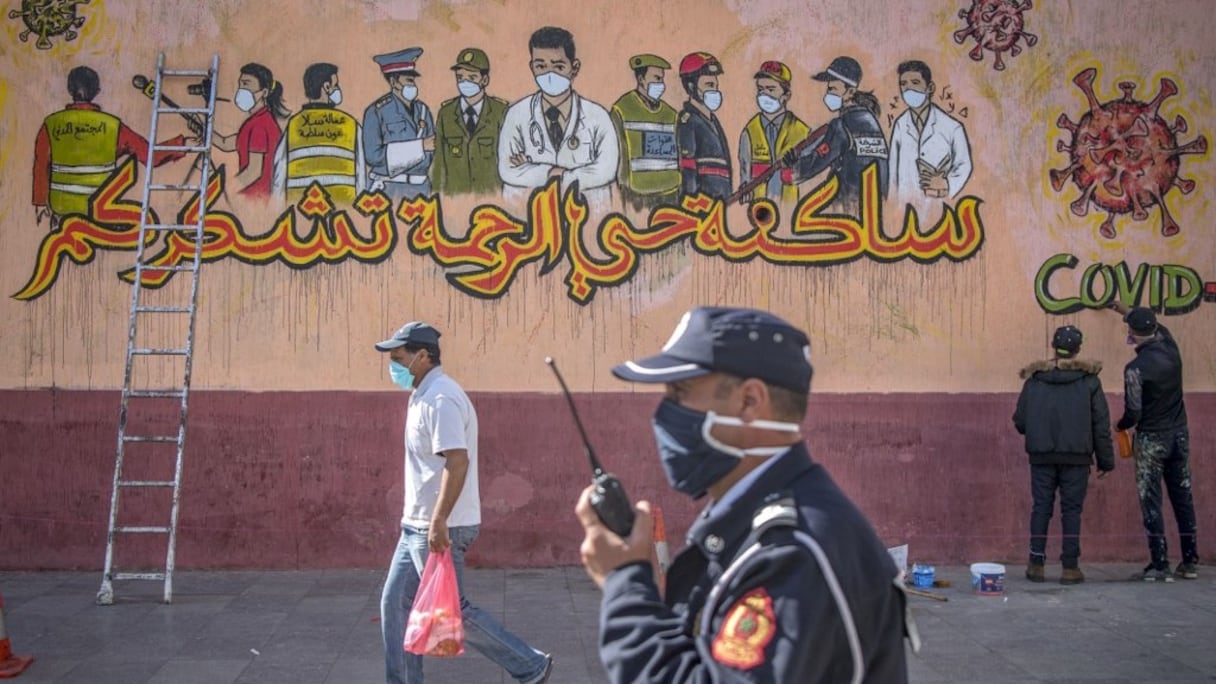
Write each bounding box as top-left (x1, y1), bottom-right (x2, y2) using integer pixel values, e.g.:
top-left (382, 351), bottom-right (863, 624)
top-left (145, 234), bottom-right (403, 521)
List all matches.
top-left (8, 0), bottom-right (90, 50)
top-left (1049, 67), bottom-right (1208, 239)
top-left (953, 0), bottom-right (1037, 72)
top-left (13, 23), bottom-right (991, 306)
top-left (1035, 253), bottom-right (1216, 315)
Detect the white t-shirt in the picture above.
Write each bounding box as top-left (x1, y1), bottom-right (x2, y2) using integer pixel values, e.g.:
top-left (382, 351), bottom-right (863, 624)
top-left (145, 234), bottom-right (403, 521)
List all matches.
top-left (402, 367), bottom-right (481, 528)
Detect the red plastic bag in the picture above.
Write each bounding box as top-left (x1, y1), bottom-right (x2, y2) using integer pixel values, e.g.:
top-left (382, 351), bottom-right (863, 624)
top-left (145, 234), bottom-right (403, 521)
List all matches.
top-left (404, 548), bottom-right (465, 657)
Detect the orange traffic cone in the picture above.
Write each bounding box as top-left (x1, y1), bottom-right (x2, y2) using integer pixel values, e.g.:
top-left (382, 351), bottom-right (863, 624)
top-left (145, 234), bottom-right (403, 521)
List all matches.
top-left (0, 590), bottom-right (34, 678)
top-left (652, 505), bottom-right (670, 597)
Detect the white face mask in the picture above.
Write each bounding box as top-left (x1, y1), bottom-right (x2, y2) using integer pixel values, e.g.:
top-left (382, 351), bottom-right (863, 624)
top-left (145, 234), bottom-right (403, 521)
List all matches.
top-left (234, 88), bottom-right (256, 112)
top-left (702, 89), bottom-right (723, 112)
top-left (700, 412), bottom-right (802, 458)
top-left (757, 93), bottom-right (782, 114)
top-left (902, 89), bottom-right (928, 108)
top-left (823, 92), bottom-right (843, 112)
top-left (401, 84), bottom-right (419, 102)
top-left (646, 82), bottom-right (666, 101)
top-left (535, 72), bottom-right (571, 97)
top-left (457, 80), bottom-right (482, 98)
top-left (328, 87), bottom-right (343, 105)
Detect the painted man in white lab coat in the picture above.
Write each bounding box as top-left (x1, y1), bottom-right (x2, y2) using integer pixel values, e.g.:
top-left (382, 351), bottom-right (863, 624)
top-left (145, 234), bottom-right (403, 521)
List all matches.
top-left (498, 26), bottom-right (619, 214)
top-left (887, 60), bottom-right (972, 211)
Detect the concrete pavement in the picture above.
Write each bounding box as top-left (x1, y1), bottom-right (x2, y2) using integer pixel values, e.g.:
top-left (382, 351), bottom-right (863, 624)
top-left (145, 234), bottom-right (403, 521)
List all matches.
top-left (1, 563), bottom-right (1213, 683)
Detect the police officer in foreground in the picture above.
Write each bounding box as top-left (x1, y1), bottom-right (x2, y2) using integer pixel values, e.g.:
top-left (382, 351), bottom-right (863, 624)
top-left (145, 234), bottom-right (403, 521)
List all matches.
top-left (610, 54), bottom-right (681, 211)
top-left (577, 306), bottom-right (913, 683)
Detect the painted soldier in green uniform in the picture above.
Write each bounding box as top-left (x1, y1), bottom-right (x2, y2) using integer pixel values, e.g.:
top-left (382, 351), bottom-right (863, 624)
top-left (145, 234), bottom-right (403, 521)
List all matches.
top-left (432, 48), bottom-right (509, 195)
top-left (610, 54), bottom-right (680, 212)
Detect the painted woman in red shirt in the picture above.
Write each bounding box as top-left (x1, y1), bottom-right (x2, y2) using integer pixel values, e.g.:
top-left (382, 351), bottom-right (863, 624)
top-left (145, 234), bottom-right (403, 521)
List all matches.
top-left (211, 63), bottom-right (290, 199)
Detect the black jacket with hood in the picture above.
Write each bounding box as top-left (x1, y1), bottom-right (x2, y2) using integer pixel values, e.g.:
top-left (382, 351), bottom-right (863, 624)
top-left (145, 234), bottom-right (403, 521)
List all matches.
top-left (1012, 358), bottom-right (1115, 470)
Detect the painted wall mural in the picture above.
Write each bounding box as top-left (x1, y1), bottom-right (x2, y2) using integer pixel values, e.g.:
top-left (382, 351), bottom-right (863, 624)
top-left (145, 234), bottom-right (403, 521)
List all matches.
top-left (1, 0), bottom-right (1213, 393)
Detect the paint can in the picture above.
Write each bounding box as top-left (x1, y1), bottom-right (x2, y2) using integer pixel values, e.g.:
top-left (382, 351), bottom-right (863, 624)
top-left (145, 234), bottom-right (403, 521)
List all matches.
top-left (970, 562), bottom-right (1006, 596)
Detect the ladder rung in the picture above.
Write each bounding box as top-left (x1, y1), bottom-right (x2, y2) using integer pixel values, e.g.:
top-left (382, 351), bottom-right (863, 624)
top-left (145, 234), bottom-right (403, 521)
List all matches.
top-left (115, 526), bottom-right (171, 534)
top-left (153, 144), bottom-right (209, 152)
top-left (143, 224), bottom-right (203, 231)
top-left (135, 305), bottom-right (192, 313)
top-left (122, 435), bottom-right (179, 443)
top-left (126, 389), bottom-right (185, 398)
top-left (131, 348), bottom-right (188, 356)
top-left (119, 480), bottom-right (177, 488)
top-left (156, 107), bottom-right (211, 114)
top-left (112, 572), bottom-right (167, 581)
top-left (163, 69), bottom-right (210, 77)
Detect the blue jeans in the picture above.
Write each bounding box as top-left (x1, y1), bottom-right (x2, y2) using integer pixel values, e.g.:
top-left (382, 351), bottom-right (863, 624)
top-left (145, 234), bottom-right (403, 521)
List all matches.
top-left (381, 524), bottom-right (550, 684)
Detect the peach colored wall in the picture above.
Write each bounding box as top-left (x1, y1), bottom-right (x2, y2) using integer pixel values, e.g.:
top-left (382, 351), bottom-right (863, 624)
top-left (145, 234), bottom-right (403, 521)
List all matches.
top-left (0, 0), bottom-right (1213, 396)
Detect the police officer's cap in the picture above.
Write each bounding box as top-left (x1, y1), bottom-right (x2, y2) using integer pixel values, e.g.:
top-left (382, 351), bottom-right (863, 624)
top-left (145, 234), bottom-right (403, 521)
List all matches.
top-left (1051, 325), bottom-right (1083, 357)
top-left (630, 54), bottom-right (671, 71)
top-left (812, 55), bottom-right (862, 88)
top-left (374, 47), bottom-right (423, 77)
top-left (754, 60), bottom-right (792, 86)
top-left (612, 307), bottom-right (812, 394)
top-left (679, 52), bottom-right (723, 78)
top-left (452, 48), bottom-right (490, 73)
top-left (1124, 307), bottom-right (1159, 335)
top-left (375, 320), bottom-right (441, 351)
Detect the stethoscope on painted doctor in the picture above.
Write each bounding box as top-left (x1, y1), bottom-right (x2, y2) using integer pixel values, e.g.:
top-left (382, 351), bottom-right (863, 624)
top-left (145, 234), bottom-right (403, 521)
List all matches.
top-left (526, 94), bottom-right (583, 155)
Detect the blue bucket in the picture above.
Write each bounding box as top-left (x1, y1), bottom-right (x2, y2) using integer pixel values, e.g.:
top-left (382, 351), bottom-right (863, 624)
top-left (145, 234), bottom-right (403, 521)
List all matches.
top-left (911, 564), bottom-right (935, 589)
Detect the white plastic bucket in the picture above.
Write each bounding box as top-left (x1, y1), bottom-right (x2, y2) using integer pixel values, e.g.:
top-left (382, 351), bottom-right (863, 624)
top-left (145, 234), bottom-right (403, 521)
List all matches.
top-left (970, 562), bottom-right (1005, 596)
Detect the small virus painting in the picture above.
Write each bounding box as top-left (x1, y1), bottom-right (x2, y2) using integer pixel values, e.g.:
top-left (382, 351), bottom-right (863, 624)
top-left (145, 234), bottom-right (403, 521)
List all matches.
top-left (1050, 68), bottom-right (1208, 239)
top-left (953, 0), bottom-right (1037, 72)
top-left (8, 0), bottom-right (90, 50)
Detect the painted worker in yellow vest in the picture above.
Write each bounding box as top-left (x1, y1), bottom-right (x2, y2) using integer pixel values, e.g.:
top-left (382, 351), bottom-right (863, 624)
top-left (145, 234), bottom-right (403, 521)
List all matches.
top-left (610, 54), bottom-right (680, 212)
top-left (32, 65), bottom-right (190, 226)
top-left (271, 62), bottom-right (367, 205)
top-left (737, 61), bottom-right (810, 205)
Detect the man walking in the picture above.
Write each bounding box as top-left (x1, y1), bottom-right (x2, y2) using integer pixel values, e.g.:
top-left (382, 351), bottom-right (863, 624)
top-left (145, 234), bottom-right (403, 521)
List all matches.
top-left (1013, 325), bottom-right (1115, 584)
top-left (1111, 304), bottom-right (1199, 581)
top-left (376, 321), bottom-right (553, 683)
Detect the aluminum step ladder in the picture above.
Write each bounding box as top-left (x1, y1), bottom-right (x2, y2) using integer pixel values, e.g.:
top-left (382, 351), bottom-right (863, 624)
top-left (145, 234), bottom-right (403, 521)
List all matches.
top-left (97, 53), bottom-right (219, 605)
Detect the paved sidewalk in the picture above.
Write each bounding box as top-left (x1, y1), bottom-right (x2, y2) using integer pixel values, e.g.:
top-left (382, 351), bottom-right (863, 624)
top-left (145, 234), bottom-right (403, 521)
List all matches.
top-left (1, 563), bottom-right (1213, 683)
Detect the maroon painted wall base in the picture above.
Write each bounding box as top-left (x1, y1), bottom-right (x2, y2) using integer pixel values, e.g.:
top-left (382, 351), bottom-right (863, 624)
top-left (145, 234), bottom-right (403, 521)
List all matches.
top-left (2, 390), bottom-right (1211, 570)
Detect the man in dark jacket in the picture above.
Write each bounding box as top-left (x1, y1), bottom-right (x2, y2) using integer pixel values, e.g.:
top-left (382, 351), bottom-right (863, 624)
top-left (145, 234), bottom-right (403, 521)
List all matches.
top-left (1111, 304), bottom-right (1198, 581)
top-left (1013, 325), bottom-right (1114, 585)
top-left (577, 306), bottom-right (912, 683)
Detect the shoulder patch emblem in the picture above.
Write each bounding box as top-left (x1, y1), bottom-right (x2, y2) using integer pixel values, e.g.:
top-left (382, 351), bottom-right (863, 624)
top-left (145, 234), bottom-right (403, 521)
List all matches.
top-left (680, 112), bottom-right (690, 123)
top-left (711, 588), bottom-right (776, 670)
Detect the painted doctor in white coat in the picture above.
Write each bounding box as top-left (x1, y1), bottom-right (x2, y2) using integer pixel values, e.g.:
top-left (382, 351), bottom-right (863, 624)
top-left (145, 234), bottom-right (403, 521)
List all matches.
top-left (498, 26), bottom-right (618, 213)
top-left (888, 60), bottom-right (972, 210)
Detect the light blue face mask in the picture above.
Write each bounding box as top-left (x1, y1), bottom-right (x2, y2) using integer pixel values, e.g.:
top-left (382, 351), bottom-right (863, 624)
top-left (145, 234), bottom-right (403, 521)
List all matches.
top-left (823, 92), bottom-right (843, 112)
top-left (389, 354), bottom-right (420, 390)
top-left (702, 89), bottom-right (723, 112)
top-left (647, 82), bottom-right (666, 101)
top-left (757, 93), bottom-right (782, 114)
top-left (901, 89), bottom-right (928, 108)
top-left (457, 80), bottom-right (481, 98)
top-left (401, 84), bottom-right (419, 102)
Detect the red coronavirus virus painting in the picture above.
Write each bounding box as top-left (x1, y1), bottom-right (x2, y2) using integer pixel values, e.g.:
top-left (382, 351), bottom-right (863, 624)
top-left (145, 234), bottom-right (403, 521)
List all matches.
top-left (953, 0), bottom-right (1037, 71)
top-left (1051, 68), bottom-right (1208, 239)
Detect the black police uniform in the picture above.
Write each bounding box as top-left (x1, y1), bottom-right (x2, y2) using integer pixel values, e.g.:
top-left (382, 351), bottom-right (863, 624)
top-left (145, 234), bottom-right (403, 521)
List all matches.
top-left (793, 103), bottom-right (889, 216)
top-left (599, 442), bottom-right (911, 683)
top-left (677, 102), bottom-right (733, 201)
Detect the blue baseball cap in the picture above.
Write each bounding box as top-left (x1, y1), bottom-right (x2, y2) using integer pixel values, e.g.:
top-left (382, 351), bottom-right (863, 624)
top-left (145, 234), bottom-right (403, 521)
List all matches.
top-left (375, 321), bottom-right (441, 351)
top-left (612, 307), bottom-right (813, 394)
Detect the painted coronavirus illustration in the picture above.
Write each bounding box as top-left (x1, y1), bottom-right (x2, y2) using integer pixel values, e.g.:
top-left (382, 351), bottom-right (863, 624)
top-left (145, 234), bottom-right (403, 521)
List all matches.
top-left (953, 0), bottom-right (1037, 72)
top-left (8, 0), bottom-right (89, 50)
top-left (1050, 67), bottom-right (1208, 239)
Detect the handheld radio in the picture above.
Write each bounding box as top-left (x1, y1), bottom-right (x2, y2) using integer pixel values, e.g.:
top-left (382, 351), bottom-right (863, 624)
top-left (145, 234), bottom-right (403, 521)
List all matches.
top-left (545, 357), bottom-right (635, 536)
